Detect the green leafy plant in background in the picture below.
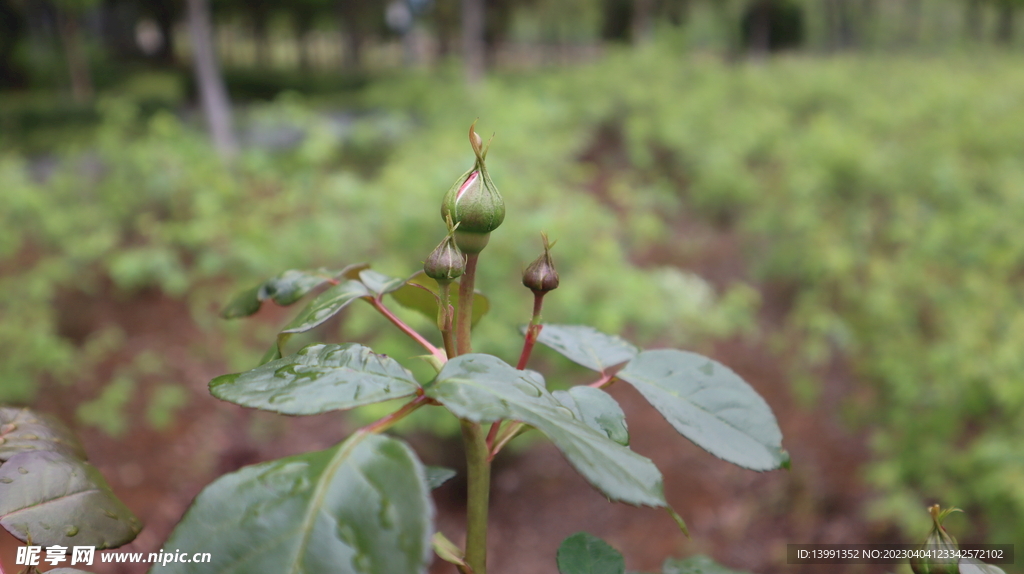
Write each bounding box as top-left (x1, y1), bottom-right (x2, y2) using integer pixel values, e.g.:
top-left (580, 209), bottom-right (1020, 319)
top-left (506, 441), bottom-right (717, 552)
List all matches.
top-left (146, 125), bottom-right (787, 574)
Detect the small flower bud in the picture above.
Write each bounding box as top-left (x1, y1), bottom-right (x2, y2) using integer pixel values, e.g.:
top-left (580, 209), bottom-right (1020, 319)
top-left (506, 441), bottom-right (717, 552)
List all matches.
top-left (909, 505), bottom-right (961, 574)
top-left (441, 123), bottom-right (504, 253)
top-left (522, 233), bottom-right (559, 295)
top-left (424, 219), bottom-right (466, 284)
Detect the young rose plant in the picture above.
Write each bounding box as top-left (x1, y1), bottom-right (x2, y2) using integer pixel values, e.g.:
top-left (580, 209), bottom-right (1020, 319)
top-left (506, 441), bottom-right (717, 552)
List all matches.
top-left (0, 124), bottom-right (785, 574)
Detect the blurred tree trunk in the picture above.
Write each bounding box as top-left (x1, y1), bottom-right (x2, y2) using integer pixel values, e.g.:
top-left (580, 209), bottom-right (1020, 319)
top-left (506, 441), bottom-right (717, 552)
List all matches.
top-left (601, 0), bottom-right (633, 43)
top-left (748, 0), bottom-right (771, 55)
top-left (187, 0), bottom-right (237, 160)
top-left (150, 0), bottom-right (178, 65)
top-left (824, 0), bottom-right (856, 49)
top-left (0, 0), bottom-right (26, 88)
top-left (55, 7), bottom-right (93, 102)
top-left (965, 0), bottom-right (984, 41)
top-left (337, 1), bottom-right (366, 69)
top-left (632, 0), bottom-right (655, 44)
top-left (293, 8), bottom-right (314, 71)
top-left (251, 4), bottom-right (271, 67)
top-left (902, 0), bottom-right (921, 45)
top-left (995, 0), bottom-right (1016, 43)
top-left (462, 0), bottom-right (484, 84)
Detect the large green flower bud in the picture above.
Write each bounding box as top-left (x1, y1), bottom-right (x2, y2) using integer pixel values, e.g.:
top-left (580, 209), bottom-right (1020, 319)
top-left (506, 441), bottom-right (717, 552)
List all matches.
top-left (441, 123), bottom-right (504, 254)
top-left (909, 505), bottom-right (961, 574)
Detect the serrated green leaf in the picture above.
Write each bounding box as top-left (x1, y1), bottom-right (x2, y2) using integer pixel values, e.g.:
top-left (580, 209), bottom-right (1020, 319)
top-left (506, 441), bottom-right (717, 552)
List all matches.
top-left (281, 281), bottom-right (370, 334)
top-left (552, 387), bottom-right (629, 446)
top-left (149, 433), bottom-right (434, 574)
top-left (557, 532), bottom-right (625, 574)
top-left (427, 354), bottom-right (666, 507)
top-left (532, 325), bottom-right (639, 373)
top-left (617, 350), bottom-right (787, 471)
top-left (662, 555), bottom-right (753, 574)
top-left (0, 407), bottom-right (86, 462)
top-left (424, 466), bottom-right (456, 489)
top-left (358, 269), bottom-right (407, 297)
top-left (390, 271), bottom-right (489, 327)
top-left (0, 450), bottom-right (141, 548)
top-left (210, 343), bottom-right (421, 415)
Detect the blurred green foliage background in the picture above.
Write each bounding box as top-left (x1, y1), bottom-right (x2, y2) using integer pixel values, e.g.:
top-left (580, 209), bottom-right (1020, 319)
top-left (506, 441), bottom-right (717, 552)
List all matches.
top-left (2, 0), bottom-right (1024, 567)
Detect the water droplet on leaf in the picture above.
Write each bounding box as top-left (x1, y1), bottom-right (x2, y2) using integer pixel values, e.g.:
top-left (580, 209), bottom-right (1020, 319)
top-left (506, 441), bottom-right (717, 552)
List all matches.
top-left (0, 477), bottom-right (13, 484)
top-left (65, 526), bottom-right (79, 537)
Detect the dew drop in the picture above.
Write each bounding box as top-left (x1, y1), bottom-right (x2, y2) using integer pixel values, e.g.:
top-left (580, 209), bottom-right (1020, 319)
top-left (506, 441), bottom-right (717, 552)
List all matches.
top-left (41, 523), bottom-right (51, 530)
top-left (21, 434), bottom-right (39, 440)
top-left (17, 467), bottom-right (28, 474)
top-left (65, 526), bottom-right (79, 537)
top-left (0, 477), bottom-right (13, 484)
top-left (104, 509), bottom-right (119, 519)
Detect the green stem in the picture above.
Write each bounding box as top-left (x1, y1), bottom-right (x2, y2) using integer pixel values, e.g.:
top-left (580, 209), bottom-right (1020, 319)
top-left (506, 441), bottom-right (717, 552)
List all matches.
top-left (456, 253), bottom-right (479, 356)
top-left (452, 252), bottom-right (488, 573)
top-left (460, 420), bottom-right (490, 574)
top-left (439, 282), bottom-right (457, 359)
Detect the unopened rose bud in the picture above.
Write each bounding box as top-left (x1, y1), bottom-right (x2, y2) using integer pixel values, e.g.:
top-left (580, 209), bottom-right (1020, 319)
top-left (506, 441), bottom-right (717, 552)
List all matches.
top-left (424, 218), bottom-right (466, 284)
top-left (909, 505), bottom-right (961, 574)
top-left (440, 123), bottom-right (504, 254)
top-left (522, 233), bottom-right (559, 295)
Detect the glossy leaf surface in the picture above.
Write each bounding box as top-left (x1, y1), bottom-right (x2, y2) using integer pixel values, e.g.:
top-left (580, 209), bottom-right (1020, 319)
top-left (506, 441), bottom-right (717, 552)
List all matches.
top-left (281, 281), bottom-right (370, 334)
top-left (358, 269), bottom-right (406, 297)
top-left (552, 386), bottom-right (629, 446)
top-left (210, 343), bottom-right (421, 415)
top-left (427, 354), bottom-right (666, 507)
top-left (150, 433), bottom-right (433, 574)
top-left (532, 325), bottom-right (639, 373)
top-left (0, 450), bottom-right (140, 548)
top-left (0, 407), bottom-right (86, 462)
top-left (389, 271), bottom-right (489, 327)
top-left (557, 532), bottom-right (625, 574)
top-left (617, 350), bottom-right (787, 471)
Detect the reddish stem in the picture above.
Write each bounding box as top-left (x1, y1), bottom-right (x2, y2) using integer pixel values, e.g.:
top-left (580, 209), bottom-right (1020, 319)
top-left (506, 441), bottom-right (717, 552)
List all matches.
top-left (367, 297), bottom-right (446, 362)
top-left (360, 394), bottom-right (431, 435)
top-left (589, 371), bottom-right (617, 389)
top-left (516, 293), bottom-right (545, 370)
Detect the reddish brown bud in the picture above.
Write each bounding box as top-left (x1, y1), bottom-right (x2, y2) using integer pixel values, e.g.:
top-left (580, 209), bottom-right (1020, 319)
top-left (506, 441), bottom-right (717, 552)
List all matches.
top-left (522, 233), bottom-right (559, 294)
